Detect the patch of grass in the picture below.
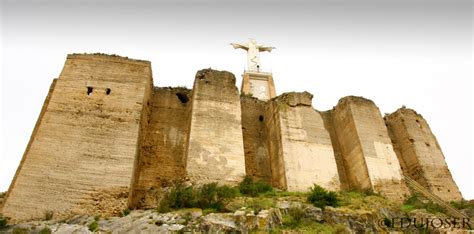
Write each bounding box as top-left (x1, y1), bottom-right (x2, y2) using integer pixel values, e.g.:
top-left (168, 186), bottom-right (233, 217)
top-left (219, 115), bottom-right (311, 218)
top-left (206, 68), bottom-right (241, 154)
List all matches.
top-left (159, 182), bottom-right (240, 213)
top-left (0, 215), bottom-right (7, 229)
top-left (12, 227), bottom-right (29, 234)
top-left (337, 190), bottom-right (394, 212)
top-left (307, 184), bottom-right (339, 209)
top-left (263, 190), bottom-right (307, 198)
top-left (88, 221), bottom-right (99, 232)
top-left (400, 204), bottom-right (416, 213)
top-left (39, 227), bottom-right (52, 234)
top-left (403, 195), bottom-right (446, 214)
top-left (450, 200), bottom-right (474, 210)
top-left (238, 176), bottom-right (273, 197)
top-left (202, 208), bottom-right (218, 215)
top-left (246, 197), bottom-right (276, 213)
top-left (288, 207), bottom-right (305, 224)
top-left (121, 208), bottom-right (131, 217)
top-left (277, 213), bottom-right (346, 233)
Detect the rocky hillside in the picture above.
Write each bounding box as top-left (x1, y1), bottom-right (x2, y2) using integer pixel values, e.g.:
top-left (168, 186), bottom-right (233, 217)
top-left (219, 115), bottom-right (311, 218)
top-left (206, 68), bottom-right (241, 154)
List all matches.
top-left (1, 182), bottom-right (473, 233)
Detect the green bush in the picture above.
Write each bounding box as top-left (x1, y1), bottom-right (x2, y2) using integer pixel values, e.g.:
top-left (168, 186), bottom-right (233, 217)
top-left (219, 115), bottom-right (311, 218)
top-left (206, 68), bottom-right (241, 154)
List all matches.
top-left (307, 184), bottom-right (339, 209)
top-left (88, 221), bottom-right (99, 232)
top-left (159, 182), bottom-right (239, 212)
top-left (197, 183), bottom-right (239, 211)
top-left (12, 227), bottom-right (29, 234)
top-left (159, 184), bottom-right (196, 212)
top-left (238, 176), bottom-right (273, 197)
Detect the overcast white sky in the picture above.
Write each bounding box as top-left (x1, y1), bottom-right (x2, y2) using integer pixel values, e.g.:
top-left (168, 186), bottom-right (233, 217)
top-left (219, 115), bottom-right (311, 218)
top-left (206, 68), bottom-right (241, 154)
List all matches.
top-left (1, 0), bottom-right (473, 199)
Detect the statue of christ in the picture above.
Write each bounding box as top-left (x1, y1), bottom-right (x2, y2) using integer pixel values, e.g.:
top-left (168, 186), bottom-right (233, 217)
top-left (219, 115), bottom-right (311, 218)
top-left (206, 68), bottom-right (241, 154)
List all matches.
top-left (231, 39), bottom-right (275, 72)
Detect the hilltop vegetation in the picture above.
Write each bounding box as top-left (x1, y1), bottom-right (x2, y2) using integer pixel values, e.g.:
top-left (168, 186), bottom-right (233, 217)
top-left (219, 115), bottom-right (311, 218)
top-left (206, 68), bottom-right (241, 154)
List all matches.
top-left (1, 178), bottom-right (472, 233)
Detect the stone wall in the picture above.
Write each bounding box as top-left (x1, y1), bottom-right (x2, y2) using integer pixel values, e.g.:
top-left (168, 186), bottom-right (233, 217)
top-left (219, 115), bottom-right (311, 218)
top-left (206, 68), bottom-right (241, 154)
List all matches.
top-left (185, 69), bottom-right (246, 185)
top-left (385, 108), bottom-right (462, 201)
top-left (266, 92), bottom-right (341, 192)
top-left (2, 57), bottom-right (464, 220)
top-left (1, 54), bottom-right (153, 222)
top-left (333, 96), bottom-right (409, 201)
top-left (320, 110), bottom-right (351, 190)
top-left (265, 99), bottom-right (286, 189)
top-left (240, 96), bottom-right (271, 183)
top-left (129, 87), bottom-right (192, 208)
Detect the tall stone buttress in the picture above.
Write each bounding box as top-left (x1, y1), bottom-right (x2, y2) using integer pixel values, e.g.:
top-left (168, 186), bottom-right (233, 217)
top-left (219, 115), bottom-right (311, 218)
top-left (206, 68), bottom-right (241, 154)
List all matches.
top-left (1, 54), bottom-right (153, 222)
top-left (385, 108), bottom-right (462, 201)
top-left (332, 96), bottom-right (410, 201)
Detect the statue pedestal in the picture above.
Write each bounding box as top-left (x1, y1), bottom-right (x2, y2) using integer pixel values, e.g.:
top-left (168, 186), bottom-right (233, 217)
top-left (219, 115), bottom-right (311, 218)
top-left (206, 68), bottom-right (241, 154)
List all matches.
top-left (241, 71), bottom-right (276, 101)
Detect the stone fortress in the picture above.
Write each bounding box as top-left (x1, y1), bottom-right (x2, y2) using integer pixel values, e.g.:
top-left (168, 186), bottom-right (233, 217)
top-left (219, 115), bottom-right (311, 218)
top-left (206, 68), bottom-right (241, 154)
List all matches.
top-left (0, 41), bottom-right (463, 222)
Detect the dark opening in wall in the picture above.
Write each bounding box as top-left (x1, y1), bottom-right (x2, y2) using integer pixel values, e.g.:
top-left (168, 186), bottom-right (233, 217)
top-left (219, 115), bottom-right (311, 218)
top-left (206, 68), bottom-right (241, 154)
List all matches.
top-left (106, 88), bottom-right (111, 95)
top-left (425, 142), bottom-right (431, 147)
top-left (176, 92), bottom-right (189, 103)
top-left (409, 138), bottom-right (415, 143)
top-left (416, 119), bottom-right (423, 129)
top-left (87, 87), bottom-right (93, 95)
top-left (259, 115), bottom-right (264, 122)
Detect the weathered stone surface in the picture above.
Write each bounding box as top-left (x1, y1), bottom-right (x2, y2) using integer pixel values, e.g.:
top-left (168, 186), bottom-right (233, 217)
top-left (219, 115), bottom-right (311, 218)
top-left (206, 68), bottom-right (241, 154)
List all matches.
top-left (130, 87), bottom-right (192, 208)
top-left (321, 110), bottom-right (351, 190)
top-left (273, 91), bottom-right (313, 107)
top-left (266, 92), bottom-right (341, 191)
top-left (332, 96), bottom-right (409, 201)
top-left (304, 206), bottom-right (324, 222)
top-left (1, 54), bottom-right (153, 222)
top-left (240, 96), bottom-right (271, 183)
top-left (385, 108), bottom-right (462, 201)
top-left (185, 69), bottom-right (246, 185)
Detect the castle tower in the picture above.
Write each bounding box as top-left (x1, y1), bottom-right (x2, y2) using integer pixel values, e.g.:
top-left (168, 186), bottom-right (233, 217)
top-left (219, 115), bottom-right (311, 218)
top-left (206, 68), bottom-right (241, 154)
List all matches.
top-left (385, 108), bottom-right (462, 201)
top-left (231, 39), bottom-right (276, 101)
top-left (185, 69), bottom-right (247, 185)
top-left (1, 54), bottom-right (153, 222)
top-left (332, 96), bottom-right (410, 201)
top-left (265, 92), bottom-right (341, 191)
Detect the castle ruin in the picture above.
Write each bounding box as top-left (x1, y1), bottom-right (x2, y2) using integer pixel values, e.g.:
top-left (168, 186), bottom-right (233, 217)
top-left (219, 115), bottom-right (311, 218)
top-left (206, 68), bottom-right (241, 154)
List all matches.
top-left (0, 53), bottom-right (462, 222)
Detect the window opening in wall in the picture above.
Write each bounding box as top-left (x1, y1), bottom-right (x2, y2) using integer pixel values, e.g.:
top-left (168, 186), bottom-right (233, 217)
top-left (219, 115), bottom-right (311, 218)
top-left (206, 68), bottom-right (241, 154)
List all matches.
top-left (259, 115), bottom-right (264, 122)
top-left (87, 87), bottom-right (93, 95)
top-left (106, 88), bottom-right (111, 95)
top-left (176, 92), bottom-right (189, 103)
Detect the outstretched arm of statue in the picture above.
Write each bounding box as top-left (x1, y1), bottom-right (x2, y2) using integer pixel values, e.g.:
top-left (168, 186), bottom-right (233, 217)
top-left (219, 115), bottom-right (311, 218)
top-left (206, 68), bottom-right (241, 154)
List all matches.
top-left (230, 43), bottom-right (249, 50)
top-left (258, 46), bottom-right (275, 52)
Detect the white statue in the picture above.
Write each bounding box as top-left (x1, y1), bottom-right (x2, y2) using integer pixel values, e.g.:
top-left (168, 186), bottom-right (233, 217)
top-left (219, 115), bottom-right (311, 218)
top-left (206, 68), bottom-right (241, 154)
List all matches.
top-left (231, 39), bottom-right (275, 72)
